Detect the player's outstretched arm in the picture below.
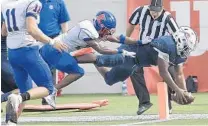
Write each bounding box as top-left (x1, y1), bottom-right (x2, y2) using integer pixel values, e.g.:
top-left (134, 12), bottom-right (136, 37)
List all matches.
top-left (106, 35), bottom-right (137, 44)
top-left (26, 16), bottom-right (57, 46)
top-left (173, 65), bottom-right (187, 91)
top-left (157, 57), bottom-right (188, 104)
top-left (26, 17), bottom-right (68, 52)
top-left (26, 17), bottom-right (53, 44)
top-left (87, 40), bottom-right (135, 58)
top-left (87, 40), bottom-right (118, 54)
top-left (106, 35), bottom-right (151, 45)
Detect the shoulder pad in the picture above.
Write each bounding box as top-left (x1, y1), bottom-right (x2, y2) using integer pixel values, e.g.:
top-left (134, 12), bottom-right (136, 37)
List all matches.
top-left (79, 20), bottom-right (99, 39)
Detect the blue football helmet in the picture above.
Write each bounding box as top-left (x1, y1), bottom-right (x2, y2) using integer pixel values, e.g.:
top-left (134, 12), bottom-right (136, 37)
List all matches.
top-left (94, 11), bottom-right (116, 37)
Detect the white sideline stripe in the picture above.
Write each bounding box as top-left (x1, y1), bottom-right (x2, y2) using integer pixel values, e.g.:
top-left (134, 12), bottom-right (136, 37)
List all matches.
top-left (117, 119), bottom-right (169, 126)
top-left (1, 114), bottom-right (208, 123)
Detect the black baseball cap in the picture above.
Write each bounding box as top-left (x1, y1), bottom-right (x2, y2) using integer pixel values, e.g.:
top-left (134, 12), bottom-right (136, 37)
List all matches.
top-left (149, 0), bottom-right (163, 12)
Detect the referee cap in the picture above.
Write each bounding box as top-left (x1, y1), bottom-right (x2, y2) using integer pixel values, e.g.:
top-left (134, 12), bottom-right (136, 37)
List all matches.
top-left (149, 0), bottom-right (163, 12)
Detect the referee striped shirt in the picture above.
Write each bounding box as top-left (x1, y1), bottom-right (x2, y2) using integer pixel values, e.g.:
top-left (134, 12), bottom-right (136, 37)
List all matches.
top-left (129, 5), bottom-right (179, 40)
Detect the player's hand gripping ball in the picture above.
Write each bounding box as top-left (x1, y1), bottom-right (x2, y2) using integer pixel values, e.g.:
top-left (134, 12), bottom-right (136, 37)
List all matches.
top-left (172, 91), bottom-right (195, 105)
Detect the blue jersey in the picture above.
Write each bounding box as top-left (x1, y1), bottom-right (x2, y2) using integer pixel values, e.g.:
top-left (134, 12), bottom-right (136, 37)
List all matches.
top-left (135, 36), bottom-right (186, 66)
top-left (39, 0), bottom-right (70, 37)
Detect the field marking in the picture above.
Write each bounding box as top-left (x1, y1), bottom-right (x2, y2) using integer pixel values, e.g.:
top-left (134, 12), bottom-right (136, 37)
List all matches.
top-left (1, 114), bottom-right (208, 124)
top-left (118, 114), bottom-right (208, 125)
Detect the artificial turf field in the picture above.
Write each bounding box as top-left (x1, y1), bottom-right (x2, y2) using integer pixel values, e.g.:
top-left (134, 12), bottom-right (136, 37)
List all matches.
top-left (1, 93), bottom-right (208, 125)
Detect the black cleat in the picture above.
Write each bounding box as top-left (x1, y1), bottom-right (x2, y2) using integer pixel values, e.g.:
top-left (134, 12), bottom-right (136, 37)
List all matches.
top-left (137, 103), bottom-right (153, 115)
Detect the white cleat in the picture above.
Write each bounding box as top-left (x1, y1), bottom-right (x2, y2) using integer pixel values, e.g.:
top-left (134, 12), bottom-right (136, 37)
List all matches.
top-left (6, 94), bottom-right (21, 125)
top-left (44, 88), bottom-right (57, 109)
top-left (6, 121), bottom-right (17, 126)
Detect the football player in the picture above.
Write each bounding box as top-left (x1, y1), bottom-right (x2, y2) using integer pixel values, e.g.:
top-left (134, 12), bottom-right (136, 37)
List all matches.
top-left (76, 26), bottom-right (198, 104)
top-left (1, 0), bottom-right (67, 124)
top-left (40, 11), bottom-right (135, 105)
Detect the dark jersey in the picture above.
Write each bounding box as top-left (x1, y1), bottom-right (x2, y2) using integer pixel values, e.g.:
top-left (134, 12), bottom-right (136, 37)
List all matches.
top-left (136, 35), bottom-right (186, 66)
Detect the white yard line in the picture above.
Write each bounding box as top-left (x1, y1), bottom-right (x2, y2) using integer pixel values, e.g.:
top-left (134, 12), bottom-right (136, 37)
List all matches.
top-left (1, 114), bottom-right (208, 124)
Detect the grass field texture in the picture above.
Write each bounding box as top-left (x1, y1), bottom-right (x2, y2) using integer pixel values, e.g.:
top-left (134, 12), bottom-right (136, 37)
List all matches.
top-left (1, 93), bottom-right (208, 125)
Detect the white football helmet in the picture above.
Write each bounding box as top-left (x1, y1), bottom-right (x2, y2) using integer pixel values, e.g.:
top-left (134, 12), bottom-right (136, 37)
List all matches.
top-left (173, 26), bottom-right (198, 58)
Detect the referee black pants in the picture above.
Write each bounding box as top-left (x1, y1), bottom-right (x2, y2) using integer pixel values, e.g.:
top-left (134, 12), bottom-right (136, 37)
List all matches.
top-left (130, 66), bottom-right (172, 108)
top-left (130, 67), bottom-right (150, 107)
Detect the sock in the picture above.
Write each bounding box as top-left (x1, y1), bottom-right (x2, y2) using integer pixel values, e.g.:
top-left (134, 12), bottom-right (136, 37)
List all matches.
top-left (1, 92), bottom-right (12, 103)
top-left (20, 92), bottom-right (30, 102)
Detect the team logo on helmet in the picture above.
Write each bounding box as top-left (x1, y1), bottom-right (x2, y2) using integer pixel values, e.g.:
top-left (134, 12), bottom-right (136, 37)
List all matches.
top-left (96, 14), bottom-right (106, 28)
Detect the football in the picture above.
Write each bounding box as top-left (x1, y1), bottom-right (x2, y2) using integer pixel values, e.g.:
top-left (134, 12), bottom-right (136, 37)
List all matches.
top-left (171, 91), bottom-right (195, 105)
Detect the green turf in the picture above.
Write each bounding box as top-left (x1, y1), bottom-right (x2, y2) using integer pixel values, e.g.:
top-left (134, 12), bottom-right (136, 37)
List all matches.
top-left (147, 119), bottom-right (208, 125)
top-left (14, 119), bottom-right (208, 126)
top-left (1, 93), bottom-right (208, 125)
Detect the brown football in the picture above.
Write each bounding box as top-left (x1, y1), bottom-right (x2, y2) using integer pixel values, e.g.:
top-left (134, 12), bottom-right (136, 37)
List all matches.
top-left (171, 91), bottom-right (195, 105)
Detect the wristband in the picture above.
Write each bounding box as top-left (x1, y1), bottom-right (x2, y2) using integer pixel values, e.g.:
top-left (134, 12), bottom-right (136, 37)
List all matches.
top-left (137, 40), bottom-right (142, 45)
top-left (117, 49), bottom-right (123, 54)
top-left (119, 34), bottom-right (126, 44)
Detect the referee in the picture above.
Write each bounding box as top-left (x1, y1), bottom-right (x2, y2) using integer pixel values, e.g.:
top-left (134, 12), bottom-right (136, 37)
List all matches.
top-left (126, 0), bottom-right (179, 115)
top-left (39, 0), bottom-right (70, 105)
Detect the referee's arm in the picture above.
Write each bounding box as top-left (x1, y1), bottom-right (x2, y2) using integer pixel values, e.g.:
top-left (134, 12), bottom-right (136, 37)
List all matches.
top-left (126, 7), bottom-right (142, 37)
top-left (166, 15), bottom-right (179, 34)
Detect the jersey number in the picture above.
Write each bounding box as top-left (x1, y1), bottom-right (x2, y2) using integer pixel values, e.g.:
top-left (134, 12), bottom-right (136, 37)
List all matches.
top-left (6, 9), bottom-right (19, 32)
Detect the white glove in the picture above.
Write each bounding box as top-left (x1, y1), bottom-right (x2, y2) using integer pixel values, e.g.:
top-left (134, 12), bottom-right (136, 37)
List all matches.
top-left (121, 49), bottom-right (136, 58)
top-left (142, 36), bottom-right (153, 44)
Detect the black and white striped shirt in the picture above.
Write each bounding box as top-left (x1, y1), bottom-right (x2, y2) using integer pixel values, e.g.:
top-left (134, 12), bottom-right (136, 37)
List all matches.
top-left (129, 5), bottom-right (179, 40)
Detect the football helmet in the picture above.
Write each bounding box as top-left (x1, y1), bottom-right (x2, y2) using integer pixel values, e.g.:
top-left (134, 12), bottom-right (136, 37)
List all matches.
top-left (93, 11), bottom-right (116, 37)
top-left (173, 26), bottom-right (198, 58)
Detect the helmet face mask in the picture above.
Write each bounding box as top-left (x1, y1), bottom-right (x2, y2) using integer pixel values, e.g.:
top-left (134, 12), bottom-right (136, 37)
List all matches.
top-left (173, 26), bottom-right (198, 58)
top-left (98, 27), bottom-right (115, 38)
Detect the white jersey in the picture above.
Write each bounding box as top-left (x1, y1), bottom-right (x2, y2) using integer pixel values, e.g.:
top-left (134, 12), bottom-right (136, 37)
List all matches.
top-left (1, 0), bottom-right (42, 49)
top-left (55, 20), bottom-right (99, 52)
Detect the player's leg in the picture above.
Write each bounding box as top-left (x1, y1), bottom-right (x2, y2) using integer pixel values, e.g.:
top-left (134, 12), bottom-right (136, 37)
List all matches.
top-left (97, 65), bottom-right (134, 85)
top-left (40, 44), bottom-right (83, 103)
top-left (6, 56), bottom-right (32, 124)
top-left (40, 44), bottom-right (84, 90)
top-left (95, 57), bottom-right (136, 86)
top-left (76, 51), bottom-right (136, 85)
top-left (74, 53), bottom-right (97, 63)
top-left (75, 53), bottom-right (126, 67)
top-left (6, 46), bottom-right (53, 124)
top-left (1, 52), bottom-right (18, 102)
top-left (25, 46), bottom-right (54, 108)
top-left (54, 52), bottom-right (84, 90)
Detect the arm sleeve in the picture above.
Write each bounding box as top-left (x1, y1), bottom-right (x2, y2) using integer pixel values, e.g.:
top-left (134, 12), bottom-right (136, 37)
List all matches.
top-left (129, 6), bottom-right (143, 25)
top-left (58, 0), bottom-right (70, 24)
top-left (166, 15), bottom-right (179, 34)
top-left (26, 0), bottom-right (42, 20)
